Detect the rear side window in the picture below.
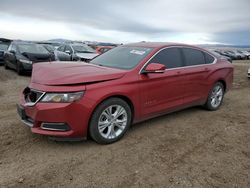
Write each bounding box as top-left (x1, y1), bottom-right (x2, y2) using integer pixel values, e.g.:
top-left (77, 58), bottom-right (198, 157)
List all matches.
top-left (205, 53), bottom-right (215, 64)
top-left (149, 48), bottom-right (184, 68)
top-left (182, 48), bottom-right (206, 66)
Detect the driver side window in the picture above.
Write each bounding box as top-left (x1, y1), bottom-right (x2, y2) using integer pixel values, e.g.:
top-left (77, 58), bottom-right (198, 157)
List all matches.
top-left (149, 48), bottom-right (184, 69)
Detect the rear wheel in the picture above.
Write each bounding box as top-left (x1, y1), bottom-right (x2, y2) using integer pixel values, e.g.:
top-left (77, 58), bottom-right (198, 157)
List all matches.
top-left (205, 82), bottom-right (224, 111)
top-left (89, 98), bottom-right (132, 144)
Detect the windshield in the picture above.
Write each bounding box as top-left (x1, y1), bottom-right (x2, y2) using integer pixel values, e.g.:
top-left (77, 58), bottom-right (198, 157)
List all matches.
top-left (43, 44), bottom-right (55, 53)
top-left (91, 46), bottom-right (153, 70)
top-left (18, 43), bottom-right (49, 54)
top-left (0, 43), bottom-right (9, 51)
top-left (72, 44), bottom-right (95, 53)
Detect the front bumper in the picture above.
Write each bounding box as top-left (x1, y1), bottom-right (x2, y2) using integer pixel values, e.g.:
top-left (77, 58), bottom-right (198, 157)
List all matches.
top-left (17, 90), bottom-right (94, 138)
top-left (20, 61), bottom-right (32, 71)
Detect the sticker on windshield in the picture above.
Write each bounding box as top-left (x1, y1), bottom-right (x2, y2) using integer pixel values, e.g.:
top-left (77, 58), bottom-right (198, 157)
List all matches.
top-left (130, 50), bottom-right (146, 55)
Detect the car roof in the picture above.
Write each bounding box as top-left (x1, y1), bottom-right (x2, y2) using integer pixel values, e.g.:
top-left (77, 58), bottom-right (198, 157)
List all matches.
top-left (70, 43), bottom-right (88, 46)
top-left (123, 42), bottom-right (201, 49)
top-left (12, 41), bottom-right (36, 45)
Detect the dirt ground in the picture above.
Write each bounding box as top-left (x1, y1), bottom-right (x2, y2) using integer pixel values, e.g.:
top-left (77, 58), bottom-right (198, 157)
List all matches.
top-left (0, 61), bottom-right (250, 188)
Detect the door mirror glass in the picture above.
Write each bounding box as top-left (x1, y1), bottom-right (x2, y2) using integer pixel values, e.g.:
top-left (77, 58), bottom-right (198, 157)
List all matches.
top-left (142, 63), bottom-right (166, 74)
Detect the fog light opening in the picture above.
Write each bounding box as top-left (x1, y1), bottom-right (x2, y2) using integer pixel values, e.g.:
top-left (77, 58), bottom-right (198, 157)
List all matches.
top-left (41, 123), bottom-right (70, 131)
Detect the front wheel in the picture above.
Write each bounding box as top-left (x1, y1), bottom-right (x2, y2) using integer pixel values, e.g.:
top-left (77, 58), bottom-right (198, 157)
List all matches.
top-left (4, 61), bottom-right (9, 69)
top-left (16, 61), bottom-right (24, 75)
top-left (89, 98), bottom-right (132, 144)
top-left (205, 82), bottom-right (225, 111)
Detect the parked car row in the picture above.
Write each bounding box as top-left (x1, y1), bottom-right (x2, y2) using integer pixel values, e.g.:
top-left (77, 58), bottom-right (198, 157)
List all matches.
top-left (212, 49), bottom-right (250, 60)
top-left (1, 40), bottom-right (115, 75)
top-left (210, 50), bottom-right (232, 63)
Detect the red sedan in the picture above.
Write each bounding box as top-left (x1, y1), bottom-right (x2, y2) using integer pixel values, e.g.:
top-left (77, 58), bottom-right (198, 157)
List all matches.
top-left (17, 42), bottom-right (234, 144)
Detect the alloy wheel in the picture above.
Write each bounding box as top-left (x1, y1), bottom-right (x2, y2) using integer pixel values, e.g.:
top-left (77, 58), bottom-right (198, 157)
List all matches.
top-left (98, 105), bottom-right (128, 139)
top-left (210, 85), bottom-right (223, 108)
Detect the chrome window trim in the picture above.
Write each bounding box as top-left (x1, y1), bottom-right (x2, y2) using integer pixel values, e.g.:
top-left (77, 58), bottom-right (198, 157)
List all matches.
top-left (24, 89), bottom-right (46, 107)
top-left (139, 45), bottom-right (217, 74)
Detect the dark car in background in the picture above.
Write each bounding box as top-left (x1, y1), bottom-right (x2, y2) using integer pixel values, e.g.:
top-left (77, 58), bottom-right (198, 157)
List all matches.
top-left (57, 43), bottom-right (99, 62)
top-left (0, 42), bottom-right (10, 64)
top-left (4, 41), bottom-right (55, 75)
top-left (38, 43), bottom-right (71, 61)
top-left (0, 38), bottom-right (11, 64)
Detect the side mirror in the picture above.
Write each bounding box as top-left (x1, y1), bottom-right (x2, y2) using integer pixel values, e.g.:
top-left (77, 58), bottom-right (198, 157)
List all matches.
top-left (142, 63), bottom-right (166, 74)
top-left (65, 50), bottom-right (71, 54)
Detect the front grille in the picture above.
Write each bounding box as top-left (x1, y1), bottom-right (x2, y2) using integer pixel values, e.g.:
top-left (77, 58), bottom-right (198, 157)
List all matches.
top-left (23, 87), bottom-right (45, 104)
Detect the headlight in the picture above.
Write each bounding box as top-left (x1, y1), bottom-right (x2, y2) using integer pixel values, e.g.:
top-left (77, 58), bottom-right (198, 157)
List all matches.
top-left (20, 59), bottom-right (33, 64)
top-left (41, 92), bottom-right (84, 103)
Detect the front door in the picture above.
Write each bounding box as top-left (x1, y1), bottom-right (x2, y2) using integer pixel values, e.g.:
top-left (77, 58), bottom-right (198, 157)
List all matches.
top-left (139, 47), bottom-right (186, 117)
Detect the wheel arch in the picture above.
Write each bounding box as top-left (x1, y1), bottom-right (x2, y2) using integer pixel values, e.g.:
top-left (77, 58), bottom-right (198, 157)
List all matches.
top-left (87, 94), bottom-right (135, 137)
top-left (216, 79), bottom-right (227, 92)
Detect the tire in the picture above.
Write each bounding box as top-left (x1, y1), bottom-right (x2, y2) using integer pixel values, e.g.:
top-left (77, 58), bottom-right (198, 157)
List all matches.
top-left (4, 61), bottom-right (9, 70)
top-left (89, 98), bottom-right (132, 144)
top-left (16, 61), bottom-right (23, 75)
top-left (205, 82), bottom-right (225, 111)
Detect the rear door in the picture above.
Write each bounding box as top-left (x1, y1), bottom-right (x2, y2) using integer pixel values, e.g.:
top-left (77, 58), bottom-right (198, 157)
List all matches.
top-left (139, 47), bottom-right (186, 117)
top-left (180, 47), bottom-right (215, 105)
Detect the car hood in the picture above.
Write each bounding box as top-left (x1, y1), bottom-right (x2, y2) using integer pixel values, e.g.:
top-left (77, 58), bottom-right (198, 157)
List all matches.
top-left (31, 62), bottom-right (127, 86)
top-left (75, 52), bottom-right (99, 60)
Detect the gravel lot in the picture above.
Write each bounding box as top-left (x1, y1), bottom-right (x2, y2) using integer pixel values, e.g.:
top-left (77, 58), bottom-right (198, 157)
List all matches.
top-left (0, 61), bottom-right (250, 188)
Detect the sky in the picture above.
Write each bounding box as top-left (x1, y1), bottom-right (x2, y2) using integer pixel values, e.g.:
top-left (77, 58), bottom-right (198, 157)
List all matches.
top-left (0, 0), bottom-right (249, 45)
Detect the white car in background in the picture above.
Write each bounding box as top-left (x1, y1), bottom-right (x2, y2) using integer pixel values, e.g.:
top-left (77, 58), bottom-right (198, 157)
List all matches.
top-left (241, 50), bottom-right (250, 59)
top-left (57, 43), bottom-right (99, 62)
